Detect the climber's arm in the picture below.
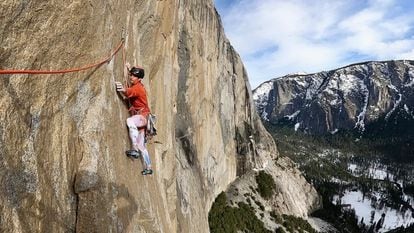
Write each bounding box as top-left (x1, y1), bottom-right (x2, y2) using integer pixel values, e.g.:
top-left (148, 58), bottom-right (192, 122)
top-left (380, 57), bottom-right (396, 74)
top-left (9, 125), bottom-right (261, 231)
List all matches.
top-left (115, 82), bottom-right (127, 100)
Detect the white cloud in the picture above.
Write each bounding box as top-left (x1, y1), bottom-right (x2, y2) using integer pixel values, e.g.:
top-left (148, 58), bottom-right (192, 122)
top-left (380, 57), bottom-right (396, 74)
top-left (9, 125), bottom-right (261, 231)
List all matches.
top-left (215, 0), bottom-right (414, 88)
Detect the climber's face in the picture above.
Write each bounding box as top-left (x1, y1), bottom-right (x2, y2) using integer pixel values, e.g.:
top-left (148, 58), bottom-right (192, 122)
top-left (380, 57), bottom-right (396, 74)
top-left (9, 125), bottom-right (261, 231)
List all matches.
top-left (129, 75), bottom-right (139, 85)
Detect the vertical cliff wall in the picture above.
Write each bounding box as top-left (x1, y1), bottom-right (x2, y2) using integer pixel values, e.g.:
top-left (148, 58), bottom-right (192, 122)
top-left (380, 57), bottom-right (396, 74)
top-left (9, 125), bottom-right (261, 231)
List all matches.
top-left (0, 1), bottom-right (319, 232)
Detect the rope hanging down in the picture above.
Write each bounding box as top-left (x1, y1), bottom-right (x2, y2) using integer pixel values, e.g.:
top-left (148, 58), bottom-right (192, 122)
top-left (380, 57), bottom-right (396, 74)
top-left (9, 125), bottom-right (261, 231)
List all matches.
top-left (0, 39), bottom-right (124, 75)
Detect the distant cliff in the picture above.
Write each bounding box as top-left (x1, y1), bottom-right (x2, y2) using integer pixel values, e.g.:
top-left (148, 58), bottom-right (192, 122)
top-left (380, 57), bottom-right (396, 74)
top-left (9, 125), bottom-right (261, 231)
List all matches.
top-left (254, 60), bottom-right (414, 135)
top-left (0, 0), bottom-right (319, 232)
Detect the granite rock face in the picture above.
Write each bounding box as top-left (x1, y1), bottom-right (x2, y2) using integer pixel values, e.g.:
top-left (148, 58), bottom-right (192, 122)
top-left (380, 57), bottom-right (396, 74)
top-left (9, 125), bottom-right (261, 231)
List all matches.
top-left (0, 1), bottom-right (319, 232)
top-left (254, 60), bottom-right (414, 135)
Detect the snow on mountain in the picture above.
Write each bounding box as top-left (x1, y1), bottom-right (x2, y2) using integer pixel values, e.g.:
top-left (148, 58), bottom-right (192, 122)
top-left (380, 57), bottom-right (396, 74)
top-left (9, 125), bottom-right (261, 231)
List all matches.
top-left (253, 82), bottom-right (273, 100)
top-left (334, 190), bottom-right (414, 231)
top-left (253, 60), bottom-right (414, 135)
top-left (253, 81), bottom-right (274, 121)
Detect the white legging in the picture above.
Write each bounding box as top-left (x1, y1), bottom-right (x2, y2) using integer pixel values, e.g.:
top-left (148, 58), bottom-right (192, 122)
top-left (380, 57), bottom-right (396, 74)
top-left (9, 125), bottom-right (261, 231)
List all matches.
top-left (126, 115), bottom-right (151, 169)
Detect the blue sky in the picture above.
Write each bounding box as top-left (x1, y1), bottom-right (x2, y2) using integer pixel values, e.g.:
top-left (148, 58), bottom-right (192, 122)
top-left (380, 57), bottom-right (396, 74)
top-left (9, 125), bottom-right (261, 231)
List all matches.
top-left (214, 0), bottom-right (414, 88)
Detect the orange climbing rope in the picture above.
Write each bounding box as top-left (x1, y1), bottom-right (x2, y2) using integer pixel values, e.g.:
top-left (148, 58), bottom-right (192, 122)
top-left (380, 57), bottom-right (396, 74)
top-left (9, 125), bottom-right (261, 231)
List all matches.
top-left (0, 39), bottom-right (124, 75)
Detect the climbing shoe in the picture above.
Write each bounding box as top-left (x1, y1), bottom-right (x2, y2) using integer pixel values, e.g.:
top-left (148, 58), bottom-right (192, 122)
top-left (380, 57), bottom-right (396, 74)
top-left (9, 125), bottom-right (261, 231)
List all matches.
top-left (141, 169), bottom-right (153, 175)
top-left (126, 149), bottom-right (141, 159)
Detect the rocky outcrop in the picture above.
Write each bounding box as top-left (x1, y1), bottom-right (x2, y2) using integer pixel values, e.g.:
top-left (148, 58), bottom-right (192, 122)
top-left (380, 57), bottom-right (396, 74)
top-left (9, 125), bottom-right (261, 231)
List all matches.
top-left (254, 60), bottom-right (414, 135)
top-left (0, 0), bottom-right (319, 232)
top-left (226, 156), bottom-right (320, 227)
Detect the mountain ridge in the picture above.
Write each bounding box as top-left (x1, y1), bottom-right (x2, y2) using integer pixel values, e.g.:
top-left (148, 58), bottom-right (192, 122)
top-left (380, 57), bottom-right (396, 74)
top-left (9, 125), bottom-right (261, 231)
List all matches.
top-left (254, 60), bottom-right (414, 135)
top-left (262, 59), bottom-right (413, 81)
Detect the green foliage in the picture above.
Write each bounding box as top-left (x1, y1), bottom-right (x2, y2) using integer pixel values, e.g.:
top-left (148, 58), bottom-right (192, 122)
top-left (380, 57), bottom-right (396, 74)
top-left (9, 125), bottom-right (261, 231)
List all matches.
top-left (270, 211), bottom-right (283, 223)
top-left (208, 192), bottom-right (271, 233)
top-left (404, 183), bottom-right (414, 196)
top-left (265, 120), bottom-right (414, 164)
top-left (256, 171), bottom-right (276, 199)
top-left (281, 214), bottom-right (318, 233)
top-left (246, 198), bottom-right (251, 206)
top-left (275, 227), bottom-right (286, 233)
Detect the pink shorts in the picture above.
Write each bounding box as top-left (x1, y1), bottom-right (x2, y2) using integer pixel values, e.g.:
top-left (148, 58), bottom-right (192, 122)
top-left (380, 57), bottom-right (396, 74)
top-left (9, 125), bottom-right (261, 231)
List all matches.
top-left (126, 114), bottom-right (147, 130)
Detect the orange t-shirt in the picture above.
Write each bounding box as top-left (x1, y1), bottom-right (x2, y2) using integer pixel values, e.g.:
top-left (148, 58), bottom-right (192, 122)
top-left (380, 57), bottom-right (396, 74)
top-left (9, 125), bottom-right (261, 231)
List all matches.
top-left (125, 80), bottom-right (150, 116)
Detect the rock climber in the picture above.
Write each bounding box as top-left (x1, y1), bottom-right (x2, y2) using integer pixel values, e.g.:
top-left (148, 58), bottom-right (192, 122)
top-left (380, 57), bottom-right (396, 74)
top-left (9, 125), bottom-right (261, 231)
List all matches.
top-left (115, 63), bottom-right (153, 175)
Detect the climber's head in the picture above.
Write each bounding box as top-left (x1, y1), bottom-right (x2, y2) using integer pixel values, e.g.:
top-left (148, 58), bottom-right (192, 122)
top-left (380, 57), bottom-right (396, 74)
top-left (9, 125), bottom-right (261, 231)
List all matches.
top-left (129, 67), bottom-right (145, 79)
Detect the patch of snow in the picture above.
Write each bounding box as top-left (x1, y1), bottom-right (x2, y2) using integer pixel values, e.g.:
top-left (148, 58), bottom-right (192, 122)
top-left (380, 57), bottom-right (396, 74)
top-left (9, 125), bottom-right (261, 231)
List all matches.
top-left (385, 94), bottom-right (402, 120)
top-left (367, 166), bottom-right (394, 181)
top-left (293, 77), bottom-right (307, 87)
top-left (285, 110), bottom-right (300, 120)
top-left (318, 149), bottom-right (342, 158)
top-left (339, 74), bottom-right (359, 96)
top-left (253, 82), bottom-right (273, 101)
top-left (334, 191), bottom-right (414, 231)
top-left (253, 82), bottom-right (274, 121)
top-left (290, 92), bottom-right (299, 99)
top-left (294, 122), bottom-right (300, 131)
top-left (330, 98), bottom-right (341, 106)
top-left (404, 104), bottom-right (410, 113)
top-left (349, 163), bottom-right (394, 181)
top-left (305, 90), bottom-right (313, 100)
top-left (348, 163), bottom-right (357, 173)
top-left (325, 81), bottom-right (337, 96)
top-left (387, 84), bottom-right (398, 92)
top-left (404, 193), bottom-right (414, 208)
top-left (404, 104), bottom-right (414, 119)
top-left (261, 111), bottom-right (269, 121)
top-left (330, 177), bottom-right (349, 185)
top-left (354, 81), bottom-right (369, 131)
top-left (289, 72), bottom-right (308, 76)
top-left (404, 69), bottom-right (414, 87)
top-left (303, 78), bottom-right (321, 100)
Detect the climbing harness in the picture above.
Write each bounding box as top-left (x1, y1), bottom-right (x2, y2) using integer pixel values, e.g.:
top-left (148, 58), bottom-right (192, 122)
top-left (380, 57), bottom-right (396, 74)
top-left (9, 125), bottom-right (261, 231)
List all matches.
top-left (0, 39), bottom-right (124, 75)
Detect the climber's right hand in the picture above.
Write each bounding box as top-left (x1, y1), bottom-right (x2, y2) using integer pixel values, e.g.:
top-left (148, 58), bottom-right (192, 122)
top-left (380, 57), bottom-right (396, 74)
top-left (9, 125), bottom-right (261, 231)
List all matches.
top-left (115, 82), bottom-right (125, 92)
